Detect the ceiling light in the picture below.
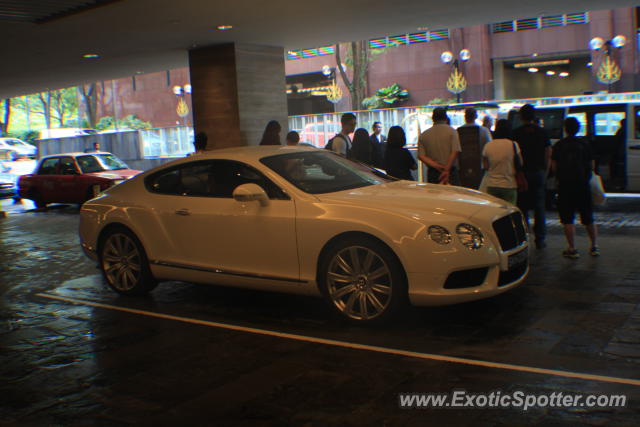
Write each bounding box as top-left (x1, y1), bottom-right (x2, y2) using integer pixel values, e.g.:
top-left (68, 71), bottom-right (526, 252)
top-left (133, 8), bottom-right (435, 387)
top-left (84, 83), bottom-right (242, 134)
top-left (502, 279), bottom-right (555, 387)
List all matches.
top-left (217, 25), bottom-right (233, 31)
top-left (532, 53), bottom-right (539, 57)
top-left (83, 54), bottom-right (99, 59)
top-left (587, 62), bottom-right (593, 67)
top-left (546, 70), bottom-right (555, 76)
top-left (417, 26), bottom-right (429, 31)
top-left (528, 67), bottom-right (539, 73)
top-left (514, 59), bottom-right (569, 68)
top-left (559, 72), bottom-right (569, 77)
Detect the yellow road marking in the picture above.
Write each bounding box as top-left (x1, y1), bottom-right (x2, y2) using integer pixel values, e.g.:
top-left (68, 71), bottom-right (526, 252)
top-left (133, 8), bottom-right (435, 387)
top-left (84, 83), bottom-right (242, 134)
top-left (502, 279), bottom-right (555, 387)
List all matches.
top-left (36, 292), bottom-right (640, 387)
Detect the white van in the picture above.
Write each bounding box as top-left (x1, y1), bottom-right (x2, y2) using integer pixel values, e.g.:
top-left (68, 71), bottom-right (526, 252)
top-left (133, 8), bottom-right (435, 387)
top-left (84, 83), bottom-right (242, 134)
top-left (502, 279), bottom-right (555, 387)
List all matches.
top-left (39, 128), bottom-right (97, 139)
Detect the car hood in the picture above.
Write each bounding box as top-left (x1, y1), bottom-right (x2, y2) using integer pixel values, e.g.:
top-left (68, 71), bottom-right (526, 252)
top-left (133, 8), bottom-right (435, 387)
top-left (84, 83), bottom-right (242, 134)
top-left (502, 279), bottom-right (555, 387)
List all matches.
top-left (86, 169), bottom-right (141, 180)
top-left (317, 180), bottom-right (510, 219)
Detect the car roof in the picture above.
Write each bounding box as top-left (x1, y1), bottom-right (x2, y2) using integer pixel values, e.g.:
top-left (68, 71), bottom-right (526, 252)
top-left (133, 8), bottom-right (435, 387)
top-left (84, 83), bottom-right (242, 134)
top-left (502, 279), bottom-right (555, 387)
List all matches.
top-left (39, 151), bottom-right (113, 160)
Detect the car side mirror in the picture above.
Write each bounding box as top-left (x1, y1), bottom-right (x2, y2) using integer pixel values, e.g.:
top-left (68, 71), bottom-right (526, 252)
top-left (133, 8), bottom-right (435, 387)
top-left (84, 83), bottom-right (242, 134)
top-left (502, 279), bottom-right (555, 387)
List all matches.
top-left (232, 183), bottom-right (270, 207)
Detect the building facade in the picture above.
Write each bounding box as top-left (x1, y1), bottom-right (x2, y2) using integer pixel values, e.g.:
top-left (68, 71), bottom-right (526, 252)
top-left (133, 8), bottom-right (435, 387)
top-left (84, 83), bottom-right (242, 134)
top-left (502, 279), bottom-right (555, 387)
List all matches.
top-left (93, 7), bottom-right (639, 124)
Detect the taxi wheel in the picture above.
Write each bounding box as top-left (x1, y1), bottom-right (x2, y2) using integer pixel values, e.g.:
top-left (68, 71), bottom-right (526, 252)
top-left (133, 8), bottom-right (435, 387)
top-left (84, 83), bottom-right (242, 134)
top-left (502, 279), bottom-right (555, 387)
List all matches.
top-left (319, 236), bottom-right (407, 324)
top-left (99, 227), bottom-right (157, 296)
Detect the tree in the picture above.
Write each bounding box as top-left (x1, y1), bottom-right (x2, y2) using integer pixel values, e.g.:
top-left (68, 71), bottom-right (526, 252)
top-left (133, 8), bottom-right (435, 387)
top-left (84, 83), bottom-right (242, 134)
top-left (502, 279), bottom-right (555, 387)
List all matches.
top-left (36, 91), bottom-right (53, 129)
top-left (50, 88), bottom-right (78, 127)
top-left (0, 98), bottom-right (10, 135)
top-left (335, 41), bottom-right (398, 110)
top-left (79, 83), bottom-right (97, 128)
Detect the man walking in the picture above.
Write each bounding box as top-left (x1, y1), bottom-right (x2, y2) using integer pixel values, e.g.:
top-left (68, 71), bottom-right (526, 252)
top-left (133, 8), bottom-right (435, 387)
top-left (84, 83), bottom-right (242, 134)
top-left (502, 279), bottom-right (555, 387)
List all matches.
top-left (370, 121), bottom-right (387, 168)
top-left (418, 107), bottom-right (461, 185)
top-left (329, 113), bottom-right (357, 158)
top-left (513, 104), bottom-right (551, 249)
top-left (552, 117), bottom-right (598, 258)
top-left (457, 107), bottom-right (491, 189)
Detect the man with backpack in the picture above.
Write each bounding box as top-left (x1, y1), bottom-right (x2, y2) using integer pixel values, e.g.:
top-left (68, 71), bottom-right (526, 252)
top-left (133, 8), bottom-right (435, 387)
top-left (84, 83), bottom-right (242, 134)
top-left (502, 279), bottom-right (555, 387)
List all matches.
top-left (326, 113), bottom-right (357, 158)
top-left (551, 117), bottom-right (598, 259)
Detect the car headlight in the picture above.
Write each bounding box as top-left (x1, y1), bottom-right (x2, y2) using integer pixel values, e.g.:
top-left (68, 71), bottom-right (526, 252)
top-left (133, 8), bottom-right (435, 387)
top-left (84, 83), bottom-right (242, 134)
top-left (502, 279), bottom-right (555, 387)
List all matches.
top-left (456, 223), bottom-right (484, 250)
top-left (428, 225), bottom-right (452, 245)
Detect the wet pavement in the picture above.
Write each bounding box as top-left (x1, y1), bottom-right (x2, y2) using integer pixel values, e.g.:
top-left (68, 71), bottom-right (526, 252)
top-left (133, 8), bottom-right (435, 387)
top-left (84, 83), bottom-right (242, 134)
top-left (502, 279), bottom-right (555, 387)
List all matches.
top-left (1, 198), bottom-right (639, 426)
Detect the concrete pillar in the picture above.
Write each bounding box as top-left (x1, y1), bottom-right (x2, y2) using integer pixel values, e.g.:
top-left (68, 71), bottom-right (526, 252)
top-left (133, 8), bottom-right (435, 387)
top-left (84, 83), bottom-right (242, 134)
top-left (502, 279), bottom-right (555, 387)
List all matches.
top-left (188, 43), bottom-right (288, 149)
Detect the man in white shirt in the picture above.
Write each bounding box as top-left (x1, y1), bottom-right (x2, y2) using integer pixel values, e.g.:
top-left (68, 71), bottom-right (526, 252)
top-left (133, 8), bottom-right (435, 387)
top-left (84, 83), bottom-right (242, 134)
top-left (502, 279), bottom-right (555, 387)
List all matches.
top-left (331, 113), bottom-right (357, 158)
top-left (418, 107), bottom-right (461, 184)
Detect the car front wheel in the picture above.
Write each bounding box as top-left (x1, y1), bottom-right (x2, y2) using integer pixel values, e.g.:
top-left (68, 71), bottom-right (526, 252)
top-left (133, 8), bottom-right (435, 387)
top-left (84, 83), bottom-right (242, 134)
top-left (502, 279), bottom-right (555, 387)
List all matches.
top-left (319, 237), bottom-right (406, 324)
top-left (99, 227), bottom-right (157, 295)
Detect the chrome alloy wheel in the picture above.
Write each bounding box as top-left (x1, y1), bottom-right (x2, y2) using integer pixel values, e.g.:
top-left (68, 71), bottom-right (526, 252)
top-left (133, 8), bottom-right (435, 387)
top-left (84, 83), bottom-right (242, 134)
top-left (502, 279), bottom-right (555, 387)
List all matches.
top-left (326, 246), bottom-right (392, 321)
top-left (101, 233), bottom-right (142, 291)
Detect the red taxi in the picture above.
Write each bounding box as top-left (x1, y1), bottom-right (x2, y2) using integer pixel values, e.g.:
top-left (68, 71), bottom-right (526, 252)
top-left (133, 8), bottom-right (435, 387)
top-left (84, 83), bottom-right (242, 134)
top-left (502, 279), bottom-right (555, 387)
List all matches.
top-left (18, 152), bottom-right (140, 208)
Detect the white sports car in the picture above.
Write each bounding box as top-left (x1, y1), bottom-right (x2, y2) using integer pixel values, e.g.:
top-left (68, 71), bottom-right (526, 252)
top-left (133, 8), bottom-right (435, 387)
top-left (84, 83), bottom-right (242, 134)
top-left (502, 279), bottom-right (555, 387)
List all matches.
top-left (79, 146), bottom-right (529, 323)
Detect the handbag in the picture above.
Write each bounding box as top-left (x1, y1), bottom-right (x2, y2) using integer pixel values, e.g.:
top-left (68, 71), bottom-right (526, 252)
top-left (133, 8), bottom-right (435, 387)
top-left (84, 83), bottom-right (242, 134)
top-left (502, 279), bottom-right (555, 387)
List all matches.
top-left (512, 142), bottom-right (528, 192)
top-left (590, 173), bottom-right (606, 205)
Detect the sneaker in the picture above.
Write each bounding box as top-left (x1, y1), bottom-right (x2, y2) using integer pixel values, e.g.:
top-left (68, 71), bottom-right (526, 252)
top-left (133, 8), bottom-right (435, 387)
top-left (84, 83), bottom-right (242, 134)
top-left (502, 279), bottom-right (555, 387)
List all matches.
top-left (562, 248), bottom-right (580, 259)
top-left (589, 246), bottom-right (600, 257)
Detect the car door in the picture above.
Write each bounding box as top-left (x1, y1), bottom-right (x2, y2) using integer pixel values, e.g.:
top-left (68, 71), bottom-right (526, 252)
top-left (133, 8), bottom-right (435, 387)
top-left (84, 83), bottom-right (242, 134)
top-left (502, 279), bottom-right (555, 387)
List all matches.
top-left (36, 157), bottom-right (61, 201)
top-left (147, 159), bottom-right (299, 282)
top-left (55, 156), bottom-right (83, 203)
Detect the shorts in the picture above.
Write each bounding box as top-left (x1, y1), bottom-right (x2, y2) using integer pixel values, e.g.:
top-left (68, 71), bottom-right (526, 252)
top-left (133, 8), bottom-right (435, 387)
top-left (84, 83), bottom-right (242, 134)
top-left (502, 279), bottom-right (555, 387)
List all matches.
top-left (557, 184), bottom-right (593, 225)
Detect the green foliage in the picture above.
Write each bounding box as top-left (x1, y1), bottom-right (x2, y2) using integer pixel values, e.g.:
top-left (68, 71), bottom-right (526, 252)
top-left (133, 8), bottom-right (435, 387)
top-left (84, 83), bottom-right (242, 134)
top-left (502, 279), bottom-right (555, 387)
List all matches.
top-left (9, 129), bottom-right (39, 142)
top-left (427, 97), bottom-right (454, 106)
top-left (95, 116), bottom-right (116, 131)
top-left (362, 83), bottom-right (409, 110)
top-left (119, 114), bottom-right (151, 130)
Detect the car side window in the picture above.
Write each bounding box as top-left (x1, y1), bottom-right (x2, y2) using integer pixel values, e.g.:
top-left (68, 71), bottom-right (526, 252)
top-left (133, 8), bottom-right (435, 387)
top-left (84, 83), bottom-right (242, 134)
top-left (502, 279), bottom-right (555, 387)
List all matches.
top-left (39, 158), bottom-right (60, 175)
top-left (211, 160), bottom-right (288, 199)
top-left (59, 157), bottom-right (78, 175)
top-left (77, 155), bottom-right (102, 173)
top-left (146, 160), bottom-right (288, 199)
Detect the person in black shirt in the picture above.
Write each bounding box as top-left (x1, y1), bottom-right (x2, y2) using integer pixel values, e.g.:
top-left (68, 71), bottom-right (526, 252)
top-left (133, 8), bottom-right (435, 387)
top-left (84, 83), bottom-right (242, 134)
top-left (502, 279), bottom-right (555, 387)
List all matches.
top-left (351, 128), bottom-right (375, 166)
top-left (552, 117), bottom-right (598, 259)
top-left (384, 126), bottom-right (417, 180)
top-left (513, 104), bottom-right (551, 249)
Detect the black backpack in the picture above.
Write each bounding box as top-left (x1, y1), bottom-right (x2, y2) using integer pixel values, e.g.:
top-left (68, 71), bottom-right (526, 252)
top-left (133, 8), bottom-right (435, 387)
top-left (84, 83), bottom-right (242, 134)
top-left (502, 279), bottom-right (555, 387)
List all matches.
top-left (325, 134), bottom-right (352, 159)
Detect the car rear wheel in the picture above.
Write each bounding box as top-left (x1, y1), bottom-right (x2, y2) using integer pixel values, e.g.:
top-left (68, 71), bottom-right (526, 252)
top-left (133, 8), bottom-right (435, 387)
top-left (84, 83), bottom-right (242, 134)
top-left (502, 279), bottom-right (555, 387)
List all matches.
top-left (319, 237), bottom-right (406, 324)
top-left (99, 227), bottom-right (157, 295)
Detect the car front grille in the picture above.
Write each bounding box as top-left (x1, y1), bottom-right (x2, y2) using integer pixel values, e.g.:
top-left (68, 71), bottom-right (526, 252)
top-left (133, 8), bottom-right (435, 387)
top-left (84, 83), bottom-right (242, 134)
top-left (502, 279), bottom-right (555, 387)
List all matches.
top-left (444, 267), bottom-right (489, 289)
top-left (498, 262), bottom-right (528, 287)
top-left (492, 212), bottom-right (527, 251)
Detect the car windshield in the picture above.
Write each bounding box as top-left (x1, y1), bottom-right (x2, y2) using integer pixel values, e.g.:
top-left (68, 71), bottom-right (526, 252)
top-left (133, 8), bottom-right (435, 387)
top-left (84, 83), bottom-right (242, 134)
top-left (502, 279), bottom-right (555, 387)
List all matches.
top-left (4, 139), bottom-right (23, 147)
top-left (261, 150), bottom-right (393, 194)
top-left (77, 154), bottom-right (129, 173)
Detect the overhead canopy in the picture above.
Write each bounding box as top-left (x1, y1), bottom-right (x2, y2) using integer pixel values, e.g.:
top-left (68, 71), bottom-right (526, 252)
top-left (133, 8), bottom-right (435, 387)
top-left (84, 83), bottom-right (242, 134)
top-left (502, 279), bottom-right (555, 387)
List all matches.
top-left (0, 0), bottom-right (636, 98)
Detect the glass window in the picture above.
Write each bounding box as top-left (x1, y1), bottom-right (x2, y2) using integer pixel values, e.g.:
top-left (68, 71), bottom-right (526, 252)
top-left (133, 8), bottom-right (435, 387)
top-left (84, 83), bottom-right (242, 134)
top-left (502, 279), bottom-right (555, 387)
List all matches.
top-left (146, 160), bottom-right (288, 199)
top-left (509, 108), bottom-right (564, 140)
top-left (635, 107), bottom-right (640, 139)
top-left (261, 151), bottom-right (392, 194)
top-left (77, 155), bottom-right (103, 173)
top-left (59, 157), bottom-right (78, 175)
top-left (39, 158), bottom-right (60, 175)
top-left (566, 112), bottom-right (587, 137)
top-left (594, 112), bottom-right (625, 136)
top-left (94, 154), bottom-right (129, 170)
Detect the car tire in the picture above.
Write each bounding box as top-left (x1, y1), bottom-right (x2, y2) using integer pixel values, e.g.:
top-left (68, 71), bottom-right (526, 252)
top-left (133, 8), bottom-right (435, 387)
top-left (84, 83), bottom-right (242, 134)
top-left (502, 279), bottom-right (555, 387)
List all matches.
top-left (99, 227), bottom-right (158, 296)
top-left (318, 236), bottom-right (407, 324)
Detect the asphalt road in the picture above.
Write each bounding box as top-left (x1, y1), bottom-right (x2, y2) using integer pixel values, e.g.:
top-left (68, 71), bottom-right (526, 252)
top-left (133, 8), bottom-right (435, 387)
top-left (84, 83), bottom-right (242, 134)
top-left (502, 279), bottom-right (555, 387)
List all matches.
top-left (1, 198), bottom-right (639, 426)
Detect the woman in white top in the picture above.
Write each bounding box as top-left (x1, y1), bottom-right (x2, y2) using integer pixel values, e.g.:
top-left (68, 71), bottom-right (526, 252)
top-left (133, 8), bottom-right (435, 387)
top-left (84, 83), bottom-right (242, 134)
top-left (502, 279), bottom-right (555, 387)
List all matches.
top-left (481, 119), bottom-right (523, 205)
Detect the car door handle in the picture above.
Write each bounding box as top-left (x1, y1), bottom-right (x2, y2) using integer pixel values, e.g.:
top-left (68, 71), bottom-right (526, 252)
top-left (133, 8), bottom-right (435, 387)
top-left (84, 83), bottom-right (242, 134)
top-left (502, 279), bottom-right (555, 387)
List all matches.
top-left (175, 208), bottom-right (191, 216)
